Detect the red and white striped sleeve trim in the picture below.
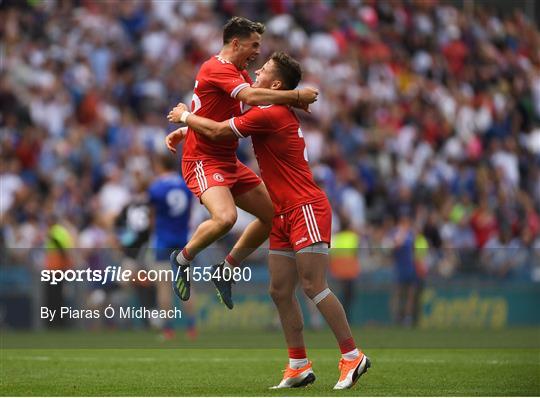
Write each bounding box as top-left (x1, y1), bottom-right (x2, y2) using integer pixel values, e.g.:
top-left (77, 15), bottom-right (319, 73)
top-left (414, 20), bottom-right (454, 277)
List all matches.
top-left (228, 117), bottom-right (245, 138)
top-left (230, 82), bottom-right (250, 99)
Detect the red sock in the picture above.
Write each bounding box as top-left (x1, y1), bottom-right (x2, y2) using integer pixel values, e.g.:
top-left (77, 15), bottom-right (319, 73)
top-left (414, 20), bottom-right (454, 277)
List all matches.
top-left (225, 254), bottom-right (239, 267)
top-left (182, 247), bottom-right (193, 261)
top-left (338, 337), bottom-right (356, 354)
top-left (288, 346), bottom-right (307, 359)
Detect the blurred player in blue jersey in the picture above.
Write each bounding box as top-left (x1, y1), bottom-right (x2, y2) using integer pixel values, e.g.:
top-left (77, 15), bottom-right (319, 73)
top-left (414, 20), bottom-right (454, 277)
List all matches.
top-left (148, 153), bottom-right (197, 340)
top-left (115, 176), bottom-right (153, 328)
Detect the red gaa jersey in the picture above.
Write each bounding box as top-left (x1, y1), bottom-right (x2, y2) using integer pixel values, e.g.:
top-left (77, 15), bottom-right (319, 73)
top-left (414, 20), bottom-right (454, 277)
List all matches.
top-left (229, 104), bottom-right (327, 214)
top-left (183, 56), bottom-right (252, 162)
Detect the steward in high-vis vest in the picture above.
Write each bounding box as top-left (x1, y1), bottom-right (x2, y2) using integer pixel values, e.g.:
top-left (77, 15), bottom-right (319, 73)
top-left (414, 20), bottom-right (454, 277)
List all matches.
top-left (330, 230), bottom-right (361, 280)
top-left (44, 218), bottom-right (74, 328)
top-left (330, 223), bottom-right (361, 320)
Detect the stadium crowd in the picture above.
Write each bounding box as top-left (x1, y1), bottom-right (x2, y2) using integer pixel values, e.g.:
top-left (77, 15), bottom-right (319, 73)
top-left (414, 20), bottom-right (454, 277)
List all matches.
top-left (1, 0), bottom-right (539, 284)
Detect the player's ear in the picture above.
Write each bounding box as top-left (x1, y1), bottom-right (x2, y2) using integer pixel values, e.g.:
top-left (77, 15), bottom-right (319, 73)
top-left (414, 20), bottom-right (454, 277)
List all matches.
top-left (231, 37), bottom-right (240, 50)
top-left (271, 80), bottom-right (282, 90)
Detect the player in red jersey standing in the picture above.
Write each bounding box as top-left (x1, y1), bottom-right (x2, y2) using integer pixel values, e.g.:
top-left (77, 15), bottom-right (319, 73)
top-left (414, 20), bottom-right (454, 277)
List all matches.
top-left (167, 52), bottom-right (370, 390)
top-left (165, 17), bottom-right (319, 309)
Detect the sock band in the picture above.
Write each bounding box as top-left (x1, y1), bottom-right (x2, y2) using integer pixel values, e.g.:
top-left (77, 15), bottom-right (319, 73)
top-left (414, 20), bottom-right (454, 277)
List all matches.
top-left (225, 254), bottom-right (239, 267)
top-left (288, 346), bottom-right (307, 359)
top-left (338, 337), bottom-right (357, 355)
top-left (312, 288), bottom-right (331, 305)
top-left (342, 348), bottom-right (360, 361)
top-left (182, 247), bottom-right (193, 261)
top-left (289, 357), bottom-right (308, 370)
top-left (176, 248), bottom-right (193, 266)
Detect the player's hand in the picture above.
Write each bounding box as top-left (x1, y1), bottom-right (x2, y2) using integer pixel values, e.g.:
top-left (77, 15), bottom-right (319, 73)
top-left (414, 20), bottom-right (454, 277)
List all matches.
top-left (167, 103), bottom-right (189, 123)
top-left (292, 101), bottom-right (312, 113)
top-left (298, 87), bottom-right (319, 104)
top-left (165, 127), bottom-right (187, 153)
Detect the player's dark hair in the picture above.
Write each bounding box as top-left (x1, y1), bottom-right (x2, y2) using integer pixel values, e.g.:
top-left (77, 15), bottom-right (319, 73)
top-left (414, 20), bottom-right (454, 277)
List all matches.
top-left (157, 153), bottom-right (178, 171)
top-left (223, 16), bottom-right (265, 44)
top-left (270, 51), bottom-right (302, 90)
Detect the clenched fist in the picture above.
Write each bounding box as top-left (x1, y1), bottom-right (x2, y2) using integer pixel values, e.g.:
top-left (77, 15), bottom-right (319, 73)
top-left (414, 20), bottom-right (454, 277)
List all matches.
top-left (167, 103), bottom-right (189, 123)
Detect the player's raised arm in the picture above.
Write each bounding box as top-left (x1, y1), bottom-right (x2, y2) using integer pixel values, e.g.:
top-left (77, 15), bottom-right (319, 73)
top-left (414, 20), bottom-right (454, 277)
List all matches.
top-left (167, 103), bottom-right (235, 141)
top-left (236, 86), bottom-right (318, 107)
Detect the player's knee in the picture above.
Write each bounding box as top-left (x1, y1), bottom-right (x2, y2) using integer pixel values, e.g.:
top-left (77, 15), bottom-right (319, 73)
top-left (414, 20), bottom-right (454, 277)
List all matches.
top-left (257, 206), bottom-right (274, 226)
top-left (301, 283), bottom-right (317, 299)
top-left (250, 205), bottom-right (273, 227)
top-left (254, 186), bottom-right (274, 224)
top-left (301, 280), bottom-right (325, 300)
top-left (213, 211), bottom-right (237, 232)
top-left (269, 285), bottom-right (291, 304)
top-left (258, 216), bottom-right (273, 232)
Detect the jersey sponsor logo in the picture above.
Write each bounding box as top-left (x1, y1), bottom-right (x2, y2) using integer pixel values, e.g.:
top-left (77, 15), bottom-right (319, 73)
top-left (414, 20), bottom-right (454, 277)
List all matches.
top-left (213, 173), bottom-right (225, 182)
top-left (295, 237), bottom-right (308, 245)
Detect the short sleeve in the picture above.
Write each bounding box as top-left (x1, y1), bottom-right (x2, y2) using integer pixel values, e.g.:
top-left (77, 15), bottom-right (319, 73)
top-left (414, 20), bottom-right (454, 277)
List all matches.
top-left (207, 62), bottom-right (250, 98)
top-left (229, 106), bottom-right (272, 138)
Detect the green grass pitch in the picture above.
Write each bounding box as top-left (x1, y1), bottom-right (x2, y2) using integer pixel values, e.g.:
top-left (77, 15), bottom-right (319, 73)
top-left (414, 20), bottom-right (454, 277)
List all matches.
top-left (1, 327), bottom-right (539, 396)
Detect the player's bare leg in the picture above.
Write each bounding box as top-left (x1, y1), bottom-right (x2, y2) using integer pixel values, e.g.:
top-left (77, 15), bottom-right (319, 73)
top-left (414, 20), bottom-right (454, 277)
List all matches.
top-left (171, 186), bottom-right (237, 301)
top-left (295, 250), bottom-right (352, 342)
top-left (268, 253), bottom-right (304, 348)
top-left (296, 245), bottom-right (370, 389)
top-left (268, 252), bottom-right (315, 389)
top-left (229, 183), bottom-right (273, 262)
top-left (211, 183), bottom-right (273, 309)
top-left (187, 186), bottom-right (238, 255)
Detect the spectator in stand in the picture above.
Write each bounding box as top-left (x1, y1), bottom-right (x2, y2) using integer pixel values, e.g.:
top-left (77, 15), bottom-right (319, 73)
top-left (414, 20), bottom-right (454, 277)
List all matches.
top-left (0, 0), bottom-right (538, 287)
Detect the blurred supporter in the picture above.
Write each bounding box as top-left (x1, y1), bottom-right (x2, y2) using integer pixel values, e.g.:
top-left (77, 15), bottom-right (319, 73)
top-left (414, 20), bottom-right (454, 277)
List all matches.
top-left (43, 216), bottom-right (76, 328)
top-left (386, 210), bottom-right (418, 327)
top-left (481, 227), bottom-right (526, 279)
top-left (413, 230), bottom-right (429, 327)
top-left (0, 0), bottom-right (539, 284)
top-left (330, 216), bottom-right (361, 321)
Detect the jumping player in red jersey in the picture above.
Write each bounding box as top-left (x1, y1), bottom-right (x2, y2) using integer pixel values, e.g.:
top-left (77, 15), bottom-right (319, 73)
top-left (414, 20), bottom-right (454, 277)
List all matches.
top-left (167, 52), bottom-right (370, 390)
top-left (165, 17), bottom-right (318, 309)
